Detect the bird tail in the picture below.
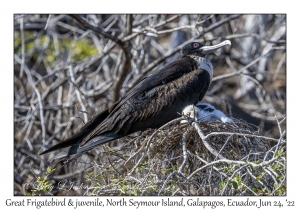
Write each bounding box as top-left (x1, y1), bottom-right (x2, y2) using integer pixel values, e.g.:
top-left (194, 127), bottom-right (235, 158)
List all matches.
top-left (39, 131), bottom-right (85, 156)
top-left (40, 132), bottom-right (121, 161)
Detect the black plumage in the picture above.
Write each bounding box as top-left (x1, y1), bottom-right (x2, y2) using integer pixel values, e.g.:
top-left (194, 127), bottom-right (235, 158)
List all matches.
top-left (40, 40), bottom-right (231, 160)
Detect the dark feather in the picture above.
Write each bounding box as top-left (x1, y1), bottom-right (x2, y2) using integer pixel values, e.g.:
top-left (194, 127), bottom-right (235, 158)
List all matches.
top-left (40, 46), bottom-right (215, 159)
top-left (39, 109), bottom-right (110, 155)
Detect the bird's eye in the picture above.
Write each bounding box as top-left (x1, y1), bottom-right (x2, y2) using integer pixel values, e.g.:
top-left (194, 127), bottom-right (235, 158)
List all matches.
top-left (193, 43), bottom-right (200, 48)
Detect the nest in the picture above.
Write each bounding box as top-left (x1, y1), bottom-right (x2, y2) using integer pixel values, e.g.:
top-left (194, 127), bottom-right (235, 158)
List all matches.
top-left (148, 120), bottom-right (266, 161)
top-left (108, 118), bottom-right (286, 196)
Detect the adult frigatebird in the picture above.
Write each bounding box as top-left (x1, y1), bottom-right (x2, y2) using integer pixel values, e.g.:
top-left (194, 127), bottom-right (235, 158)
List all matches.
top-left (40, 40), bottom-right (231, 160)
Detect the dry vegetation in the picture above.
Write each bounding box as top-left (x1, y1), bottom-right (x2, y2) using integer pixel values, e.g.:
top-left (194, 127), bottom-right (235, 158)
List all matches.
top-left (14, 14), bottom-right (286, 196)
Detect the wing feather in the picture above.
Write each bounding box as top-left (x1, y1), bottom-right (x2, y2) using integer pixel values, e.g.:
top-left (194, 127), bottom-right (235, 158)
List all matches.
top-left (80, 57), bottom-right (209, 146)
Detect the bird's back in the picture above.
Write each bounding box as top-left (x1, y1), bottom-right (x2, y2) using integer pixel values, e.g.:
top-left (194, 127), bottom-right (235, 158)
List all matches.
top-left (40, 56), bottom-right (211, 156)
top-left (81, 57), bottom-right (211, 144)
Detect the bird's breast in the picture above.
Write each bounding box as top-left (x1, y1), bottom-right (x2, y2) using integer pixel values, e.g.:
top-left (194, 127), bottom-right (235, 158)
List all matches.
top-left (196, 57), bottom-right (214, 81)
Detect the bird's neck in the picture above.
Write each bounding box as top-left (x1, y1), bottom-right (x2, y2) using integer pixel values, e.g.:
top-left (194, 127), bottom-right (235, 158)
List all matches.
top-left (189, 55), bottom-right (214, 81)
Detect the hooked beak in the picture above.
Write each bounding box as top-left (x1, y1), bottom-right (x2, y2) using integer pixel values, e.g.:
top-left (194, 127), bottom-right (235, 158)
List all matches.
top-left (201, 40), bottom-right (231, 55)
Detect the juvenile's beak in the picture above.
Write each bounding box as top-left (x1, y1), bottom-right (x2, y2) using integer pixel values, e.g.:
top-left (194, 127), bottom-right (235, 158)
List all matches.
top-left (201, 40), bottom-right (231, 55)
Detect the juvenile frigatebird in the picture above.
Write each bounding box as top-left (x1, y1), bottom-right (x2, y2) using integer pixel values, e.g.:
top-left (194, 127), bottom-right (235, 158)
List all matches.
top-left (182, 102), bottom-right (234, 123)
top-left (40, 40), bottom-right (231, 160)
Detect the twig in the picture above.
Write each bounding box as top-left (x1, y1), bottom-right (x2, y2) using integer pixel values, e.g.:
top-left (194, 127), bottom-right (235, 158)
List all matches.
top-left (69, 14), bottom-right (132, 103)
top-left (192, 122), bottom-right (227, 159)
top-left (220, 165), bottom-right (247, 196)
top-left (122, 15), bottom-right (181, 42)
top-left (206, 33), bottom-right (286, 44)
top-left (69, 66), bottom-right (88, 123)
top-left (205, 131), bottom-right (278, 142)
top-left (44, 14), bottom-right (52, 30)
top-left (270, 175), bottom-right (286, 196)
top-left (178, 126), bottom-right (192, 173)
top-left (272, 52), bottom-right (286, 81)
top-left (19, 16), bottom-right (25, 78)
top-left (213, 46), bottom-right (286, 81)
top-left (128, 14), bottom-right (241, 89)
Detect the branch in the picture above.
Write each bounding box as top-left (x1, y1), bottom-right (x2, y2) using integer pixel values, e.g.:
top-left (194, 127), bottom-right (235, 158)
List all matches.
top-left (128, 14), bottom-right (241, 89)
top-left (69, 14), bottom-right (132, 103)
top-left (212, 46), bottom-right (286, 81)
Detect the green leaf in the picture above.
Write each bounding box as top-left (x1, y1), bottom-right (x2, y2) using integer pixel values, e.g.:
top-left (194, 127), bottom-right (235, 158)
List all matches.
top-left (219, 182), bottom-right (226, 190)
top-left (231, 181), bottom-right (238, 189)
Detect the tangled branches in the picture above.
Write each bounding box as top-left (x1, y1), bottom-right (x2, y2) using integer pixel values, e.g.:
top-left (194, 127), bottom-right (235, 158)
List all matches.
top-left (79, 118), bottom-right (285, 196)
